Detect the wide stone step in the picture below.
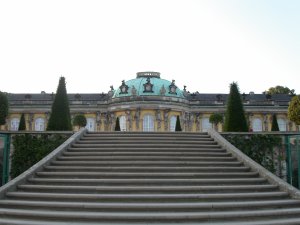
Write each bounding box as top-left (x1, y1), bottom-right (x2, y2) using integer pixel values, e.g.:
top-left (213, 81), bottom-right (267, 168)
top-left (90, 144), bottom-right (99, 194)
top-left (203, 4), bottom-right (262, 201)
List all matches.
top-left (17, 184), bottom-right (279, 194)
top-left (62, 151), bottom-right (232, 157)
top-left (50, 160), bottom-right (244, 166)
top-left (84, 132), bottom-right (209, 137)
top-left (1, 207), bottom-right (300, 223)
top-left (56, 156), bottom-right (237, 162)
top-left (67, 147), bottom-right (226, 152)
top-left (76, 140), bottom-right (216, 144)
top-left (1, 199), bottom-right (300, 213)
top-left (26, 177), bottom-right (268, 186)
top-left (35, 171), bottom-right (259, 179)
top-left (2, 217), bottom-right (300, 225)
top-left (80, 136), bottom-right (213, 141)
top-left (43, 165), bottom-right (252, 172)
top-left (5, 192), bottom-right (290, 203)
top-left (71, 143), bottom-right (219, 148)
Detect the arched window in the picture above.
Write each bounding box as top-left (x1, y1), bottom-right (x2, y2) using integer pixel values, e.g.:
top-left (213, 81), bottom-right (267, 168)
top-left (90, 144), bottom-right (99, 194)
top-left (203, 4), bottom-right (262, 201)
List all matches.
top-left (252, 118), bottom-right (262, 132)
top-left (201, 117), bottom-right (212, 132)
top-left (35, 118), bottom-right (45, 131)
top-left (119, 115), bottom-right (126, 131)
top-left (143, 114), bottom-right (154, 132)
top-left (10, 118), bottom-right (20, 131)
top-left (85, 118), bottom-right (96, 131)
top-left (169, 116), bottom-right (177, 132)
top-left (277, 118), bottom-right (287, 131)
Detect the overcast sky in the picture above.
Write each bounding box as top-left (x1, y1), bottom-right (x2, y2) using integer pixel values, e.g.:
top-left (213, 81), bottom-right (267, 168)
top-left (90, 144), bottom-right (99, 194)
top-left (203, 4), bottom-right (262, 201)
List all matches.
top-left (0, 0), bottom-right (299, 94)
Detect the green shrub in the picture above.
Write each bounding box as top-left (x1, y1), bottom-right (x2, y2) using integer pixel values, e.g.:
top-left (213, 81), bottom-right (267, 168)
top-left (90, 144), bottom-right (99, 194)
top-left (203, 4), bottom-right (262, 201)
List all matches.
top-left (11, 134), bottom-right (68, 178)
top-left (224, 82), bottom-right (248, 132)
top-left (73, 114), bottom-right (87, 128)
top-left (0, 91), bottom-right (9, 126)
top-left (223, 134), bottom-right (282, 172)
top-left (209, 113), bottom-right (223, 129)
top-left (271, 114), bottom-right (279, 131)
top-left (18, 113), bottom-right (26, 131)
top-left (175, 115), bottom-right (182, 131)
top-left (47, 77), bottom-right (72, 131)
top-left (115, 117), bottom-right (121, 131)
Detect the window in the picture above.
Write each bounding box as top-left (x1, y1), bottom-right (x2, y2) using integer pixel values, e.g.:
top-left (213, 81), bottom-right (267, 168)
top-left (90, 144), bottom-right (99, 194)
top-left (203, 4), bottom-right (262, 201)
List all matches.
top-left (277, 118), bottom-right (287, 131)
top-left (252, 118), bottom-right (262, 132)
top-left (143, 114), bottom-right (154, 132)
top-left (119, 115), bottom-right (126, 131)
top-left (85, 118), bottom-right (96, 131)
top-left (10, 118), bottom-right (20, 131)
top-left (169, 116), bottom-right (176, 132)
top-left (201, 118), bottom-right (212, 132)
top-left (35, 118), bottom-right (45, 131)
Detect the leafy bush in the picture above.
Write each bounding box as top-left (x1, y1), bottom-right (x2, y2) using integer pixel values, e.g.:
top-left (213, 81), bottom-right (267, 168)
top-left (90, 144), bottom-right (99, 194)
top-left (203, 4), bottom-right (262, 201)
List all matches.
top-left (223, 134), bottom-right (282, 172)
top-left (209, 113), bottom-right (223, 129)
top-left (11, 134), bottom-right (68, 178)
top-left (73, 114), bottom-right (87, 128)
top-left (288, 95), bottom-right (300, 125)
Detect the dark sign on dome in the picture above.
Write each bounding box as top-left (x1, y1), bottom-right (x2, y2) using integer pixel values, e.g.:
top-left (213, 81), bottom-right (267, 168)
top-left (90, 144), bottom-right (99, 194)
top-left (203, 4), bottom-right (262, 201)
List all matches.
top-left (137, 72), bottom-right (160, 78)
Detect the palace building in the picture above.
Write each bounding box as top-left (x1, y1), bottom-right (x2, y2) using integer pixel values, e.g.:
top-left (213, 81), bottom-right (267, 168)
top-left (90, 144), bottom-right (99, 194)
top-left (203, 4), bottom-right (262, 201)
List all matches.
top-left (3, 72), bottom-right (297, 132)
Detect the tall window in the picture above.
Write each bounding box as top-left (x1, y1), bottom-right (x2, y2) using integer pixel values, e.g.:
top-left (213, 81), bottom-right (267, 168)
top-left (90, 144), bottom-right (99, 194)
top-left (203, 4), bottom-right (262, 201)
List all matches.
top-left (86, 118), bottom-right (95, 131)
top-left (277, 118), bottom-right (287, 131)
top-left (252, 118), bottom-right (262, 132)
top-left (143, 114), bottom-right (154, 132)
top-left (35, 118), bottom-right (45, 131)
top-left (119, 115), bottom-right (126, 131)
top-left (10, 118), bottom-right (20, 131)
top-left (169, 116), bottom-right (176, 132)
top-left (201, 118), bottom-right (212, 132)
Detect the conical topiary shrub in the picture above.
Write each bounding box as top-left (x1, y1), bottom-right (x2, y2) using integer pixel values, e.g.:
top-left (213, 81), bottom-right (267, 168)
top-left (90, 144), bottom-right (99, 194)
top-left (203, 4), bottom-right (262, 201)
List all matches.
top-left (0, 91), bottom-right (9, 127)
top-left (175, 115), bottom-right (182, 131)
top-left (271, 114), bottom-right (280, 131)
top-left (224, 82), bottom-right (248, 132)
top-left (18, 113), bottom-right (26, 131)
top-left (115, 117), bottom-right (121, 131)
top-left (47, 77), bottom-right (72, 131)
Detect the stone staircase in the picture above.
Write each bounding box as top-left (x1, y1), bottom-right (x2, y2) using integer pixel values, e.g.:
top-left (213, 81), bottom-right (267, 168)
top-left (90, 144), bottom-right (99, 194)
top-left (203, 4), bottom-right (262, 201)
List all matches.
top-left (1, 131), bottom-right (300, 224)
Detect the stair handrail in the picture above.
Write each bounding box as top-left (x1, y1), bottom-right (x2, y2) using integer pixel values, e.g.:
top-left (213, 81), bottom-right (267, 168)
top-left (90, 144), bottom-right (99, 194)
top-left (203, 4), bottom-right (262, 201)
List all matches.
top-left (0, 128), bottom-right (88, 199)
top-left (208, 129), bottom-right (300, 199)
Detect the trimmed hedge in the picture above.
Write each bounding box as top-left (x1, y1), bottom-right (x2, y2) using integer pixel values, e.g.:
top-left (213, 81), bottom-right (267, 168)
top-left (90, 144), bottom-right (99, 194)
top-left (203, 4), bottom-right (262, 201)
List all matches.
top-left (223, 134), bottom-right (282, 172)
top-left (11, 134), bottom-right (68, 178)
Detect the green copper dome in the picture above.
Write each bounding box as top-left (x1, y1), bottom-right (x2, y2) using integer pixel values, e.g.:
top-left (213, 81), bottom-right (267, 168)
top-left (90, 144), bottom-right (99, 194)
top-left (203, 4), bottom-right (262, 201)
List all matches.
top-left (112, 72), bottom-right (185, 99)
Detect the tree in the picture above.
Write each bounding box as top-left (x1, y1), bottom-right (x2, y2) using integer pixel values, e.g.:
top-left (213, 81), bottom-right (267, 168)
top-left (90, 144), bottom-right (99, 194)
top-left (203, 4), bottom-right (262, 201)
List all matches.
top-left (46, 77), bottom-right (72, 131)
top-left (209, 113), bottom-right (223, 130)
top-left (288, 95), bottom-right (300, 125)
top-left (267, 86), bottom-right (295, 95)
top-left (224, 82), bottom-right (248, 132)
top-left (271, 114), bottom-right (279, 131)
top-left (0, 91), bottom-right (9, 127)
top-left (115, 117), bottom-right (121, 131)
top-left (72, 114), bottom-right (87, 128)
top-left (175, 115), bottom-right (182, 131)
top-left (18, 113), bottom-right (26, 131)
